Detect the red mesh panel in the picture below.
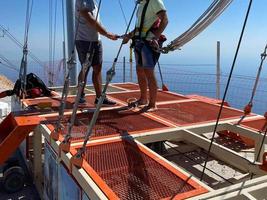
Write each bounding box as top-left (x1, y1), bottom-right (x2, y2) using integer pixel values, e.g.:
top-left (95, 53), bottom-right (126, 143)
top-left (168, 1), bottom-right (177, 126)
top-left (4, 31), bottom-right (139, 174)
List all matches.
top-left (81, 140), bottom-right (196, 199)
top-left (110, 91), bottom-right (187, 104)
top-left (47, 109), bottom-right (169, 142)
top-left (151, 102), bottom-right (243, 126)
top-left (23, 95), bottom-right (96, 111)
top-left (113, 83), bottom-right (140, 90)
top-left (186, 95), bottom-right (224, 105)
top-left (241, 118), bottom-right (267, 131)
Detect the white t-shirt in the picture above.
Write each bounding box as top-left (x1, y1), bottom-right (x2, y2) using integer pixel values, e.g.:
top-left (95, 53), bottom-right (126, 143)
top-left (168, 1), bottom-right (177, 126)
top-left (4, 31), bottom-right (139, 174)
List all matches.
top-left (135, 0), bottom-right (166, 40)
top-left (75, 0), bottom-right (101, 41)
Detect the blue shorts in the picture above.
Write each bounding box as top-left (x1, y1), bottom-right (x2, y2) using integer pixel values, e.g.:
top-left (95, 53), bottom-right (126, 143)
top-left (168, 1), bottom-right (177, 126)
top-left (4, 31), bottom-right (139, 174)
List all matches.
top-left (134, 40), bottom-right (160, 69)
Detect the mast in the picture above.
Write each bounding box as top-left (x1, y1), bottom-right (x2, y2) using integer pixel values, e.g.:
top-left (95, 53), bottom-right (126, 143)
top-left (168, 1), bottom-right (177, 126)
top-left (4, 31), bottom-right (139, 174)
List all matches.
top-left (66, 0), bottom-right (77, 85)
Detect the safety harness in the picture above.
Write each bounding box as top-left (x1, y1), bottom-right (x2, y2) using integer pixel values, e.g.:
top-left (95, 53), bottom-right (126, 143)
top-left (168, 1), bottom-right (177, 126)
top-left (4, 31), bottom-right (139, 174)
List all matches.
top-left (133, 0), bottom-right (166, 48)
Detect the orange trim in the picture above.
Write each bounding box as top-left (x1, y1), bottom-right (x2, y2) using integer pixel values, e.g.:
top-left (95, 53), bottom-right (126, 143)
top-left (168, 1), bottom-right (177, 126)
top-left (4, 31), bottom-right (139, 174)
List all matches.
top-left (70, 139), bottom-right (208, 199)
top-left (0, 114), bottom-right (42, 165)
top-left (239, 118), bottom-right (266, 132)
top-left (238, 116), bottom-right (265, 123)
top-left (60, 141), bottom-right (71, 153)
top-left (133, 141), bottom-right (208, 191)
top-left (72, 138), bottom-right (123, 149)
top-left (50, 130), bottom-right (60, 141)
top-left (71, 155), bottom-right (84, 168)
top-left (141, 112), bottom-right (177, 127)
top-left (69, 147), bottom-right (119, 199)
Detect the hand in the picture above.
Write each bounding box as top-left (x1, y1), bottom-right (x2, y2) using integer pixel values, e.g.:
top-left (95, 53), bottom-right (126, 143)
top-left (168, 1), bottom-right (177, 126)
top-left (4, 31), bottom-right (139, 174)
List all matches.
top-left (122, 34), bottom-right (131, 44)
top-left (149, 39), bottom-right (159, 51)
top-left (106, 32), bottom-right (118, 40)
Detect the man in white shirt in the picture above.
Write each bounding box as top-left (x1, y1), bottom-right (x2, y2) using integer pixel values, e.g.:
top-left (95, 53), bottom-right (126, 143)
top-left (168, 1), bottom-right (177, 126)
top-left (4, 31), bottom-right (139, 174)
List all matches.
top-left (76, 0), bottom-right (118, 105)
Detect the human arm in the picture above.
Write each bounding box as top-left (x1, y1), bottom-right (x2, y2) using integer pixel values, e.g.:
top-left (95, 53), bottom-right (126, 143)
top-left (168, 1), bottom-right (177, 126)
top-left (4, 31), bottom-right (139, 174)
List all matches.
top-left (152, 10), bottom-right (168, 39)
top-left (122, 29), bottom-right (136, 44)
top-left (80, 9), bottom-right (118, 40)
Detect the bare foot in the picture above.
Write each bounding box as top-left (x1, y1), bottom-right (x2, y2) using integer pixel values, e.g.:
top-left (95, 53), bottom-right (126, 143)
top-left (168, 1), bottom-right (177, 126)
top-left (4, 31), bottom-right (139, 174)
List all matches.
top-left (140, 105), bottom-right (157, 113)
top-left (127, 98), bottom-right (148, 108)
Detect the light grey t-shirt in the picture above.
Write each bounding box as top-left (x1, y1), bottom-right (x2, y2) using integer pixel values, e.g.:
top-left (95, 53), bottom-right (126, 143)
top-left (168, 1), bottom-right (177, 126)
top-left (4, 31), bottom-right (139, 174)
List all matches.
top-left (75, 0), bottom-right (101, 42)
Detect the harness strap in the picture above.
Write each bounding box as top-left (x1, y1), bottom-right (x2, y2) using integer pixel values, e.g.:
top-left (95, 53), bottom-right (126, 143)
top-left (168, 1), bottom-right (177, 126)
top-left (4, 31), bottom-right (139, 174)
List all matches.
top-left (138, 0), bottom-right (150, 39)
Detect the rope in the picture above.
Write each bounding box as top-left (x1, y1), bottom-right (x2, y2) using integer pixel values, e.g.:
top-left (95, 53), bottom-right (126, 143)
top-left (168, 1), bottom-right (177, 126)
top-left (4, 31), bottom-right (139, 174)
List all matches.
top-left (23, 0), bottom-right (34, 46)
top-left (118, 0), bottom-right (128, 26)
top-left (0, 54), bottom-right (19, 72)
top-left (200, 0), bottom-right (253, 181)
top-left (52, 0), bottom-right (58, 86)
top-left (61, 0), bottom-right (67, 75)
top-left (236, 44), bottom-right (267, 125)
top-left (161, 0), bottom-right (233, 53)
top-left (19, 0), bottom-right (34, 99)
top-left (48, 0), bottom-right (53, 86)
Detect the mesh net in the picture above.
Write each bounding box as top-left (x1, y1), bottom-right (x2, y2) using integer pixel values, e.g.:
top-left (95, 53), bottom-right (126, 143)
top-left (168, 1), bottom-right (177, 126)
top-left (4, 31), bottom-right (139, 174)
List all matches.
top-left (47, 109), bottom-right (169, 142)
top-left (23, 95), bottom-right (96, 111)
top-left (81, 140), bottom-right (196, 199)
top-left (151, 101), bottom-right (243, 126)
top-left (109, 91), bottom-right (187, 104)
top-left (112, 83), bottom-right (140, 90)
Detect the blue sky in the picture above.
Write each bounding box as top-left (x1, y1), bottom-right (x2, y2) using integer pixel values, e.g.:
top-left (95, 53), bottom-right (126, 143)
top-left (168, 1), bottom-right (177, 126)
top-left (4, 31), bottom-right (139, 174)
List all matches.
top-left (0, 0), bottom-right (267, 75)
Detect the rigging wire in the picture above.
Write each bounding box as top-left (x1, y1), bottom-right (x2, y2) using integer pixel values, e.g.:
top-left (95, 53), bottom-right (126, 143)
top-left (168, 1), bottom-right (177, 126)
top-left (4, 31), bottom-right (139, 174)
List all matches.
top-left (52, 0), bottom-right (58, 86)
top-left (0, 25), bottom-right (45, 68)
top-left (0, 55), bottom-right (19, 72)
top-left (236, 44), bottom-right (267, 125)
top-left (19, 0), bottom-right (34, 98)
top-left (49, 0), bottom-right (53, 86)
top-left (61, 0), bottom-right (66, 48)
top-left (61, 0), bottom-right (67, 75)
top-left (118, 0), bottom-right (128, 26)
top-left (23, 0), bottom-right (34, 46)
top-left (200, 0), bottom-right (253, 181)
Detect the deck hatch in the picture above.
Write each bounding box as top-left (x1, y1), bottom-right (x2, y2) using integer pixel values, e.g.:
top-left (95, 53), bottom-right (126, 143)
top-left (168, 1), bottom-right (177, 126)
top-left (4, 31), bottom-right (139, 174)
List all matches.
top-left (149, 101), bottom-right (244, 126)
top-left (71, 139), bottom-right (207, 199)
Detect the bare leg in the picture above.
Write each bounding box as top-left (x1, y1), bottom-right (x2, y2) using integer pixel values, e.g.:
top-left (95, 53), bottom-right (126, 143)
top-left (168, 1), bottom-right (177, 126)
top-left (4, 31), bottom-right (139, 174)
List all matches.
top-left (92, 64), bottom-right (102, 98)
top-left (78, 66), bottom-right (89, 95)
top-left (144, 68), bottom-right (157, 108)
top-left (136, 66), bottom-right (148, 104)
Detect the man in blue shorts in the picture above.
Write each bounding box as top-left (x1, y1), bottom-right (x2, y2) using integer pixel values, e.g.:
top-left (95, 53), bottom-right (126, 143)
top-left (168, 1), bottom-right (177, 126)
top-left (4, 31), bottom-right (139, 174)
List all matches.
top-left (76, 0), bottom-right (118, 104)
top-left (123, 0), bottom-right (168, 111)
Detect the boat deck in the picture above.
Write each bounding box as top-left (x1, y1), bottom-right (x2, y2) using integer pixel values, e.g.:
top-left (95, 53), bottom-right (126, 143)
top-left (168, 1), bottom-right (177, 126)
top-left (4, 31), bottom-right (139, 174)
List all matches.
top-left (4, 82), bottom-right (266, 199)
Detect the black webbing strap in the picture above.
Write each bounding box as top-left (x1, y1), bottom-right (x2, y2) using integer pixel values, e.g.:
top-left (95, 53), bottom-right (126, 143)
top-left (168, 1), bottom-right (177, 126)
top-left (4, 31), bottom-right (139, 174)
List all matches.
top-left (138, 0), bottom-right (150, 39)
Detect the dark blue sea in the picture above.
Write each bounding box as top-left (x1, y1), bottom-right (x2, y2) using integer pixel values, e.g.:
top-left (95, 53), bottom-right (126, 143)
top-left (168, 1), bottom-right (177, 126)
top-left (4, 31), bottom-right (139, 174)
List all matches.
top-left (1, 59), bottom-right (267, 115)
